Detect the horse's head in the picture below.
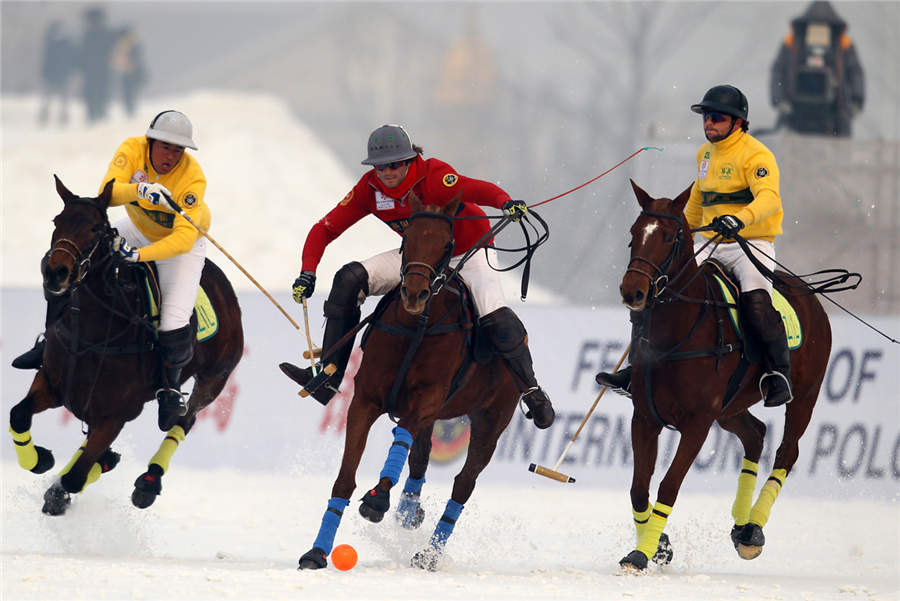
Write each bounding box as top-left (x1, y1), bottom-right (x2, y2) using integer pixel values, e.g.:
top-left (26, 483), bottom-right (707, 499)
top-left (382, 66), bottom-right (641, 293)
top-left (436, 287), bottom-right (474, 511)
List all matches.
top-left (621, 180), bottom-right (694, 311)
top-left (399, 190), bottom-right (461, 315)
top-left (43, 176), bottom-right (114, 295)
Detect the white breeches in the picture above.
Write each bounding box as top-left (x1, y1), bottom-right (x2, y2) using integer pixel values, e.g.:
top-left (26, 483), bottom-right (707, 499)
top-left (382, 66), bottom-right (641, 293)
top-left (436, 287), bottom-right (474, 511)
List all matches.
top-left (361, 247), bottom-right (507, 317)
top-left (695, 238), bottom-right (776, 294)
top-left (113, 218), bottom-right (207, 331)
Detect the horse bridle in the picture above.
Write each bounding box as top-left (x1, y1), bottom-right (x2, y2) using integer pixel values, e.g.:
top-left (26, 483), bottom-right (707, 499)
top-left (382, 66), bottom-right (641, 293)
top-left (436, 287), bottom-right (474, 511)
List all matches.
top-left (400, 211), bottom-right (456, 297)
top-left (624, 209), bottom-right (685, 301)
top-left (47, 198), bottom-right (111, 293)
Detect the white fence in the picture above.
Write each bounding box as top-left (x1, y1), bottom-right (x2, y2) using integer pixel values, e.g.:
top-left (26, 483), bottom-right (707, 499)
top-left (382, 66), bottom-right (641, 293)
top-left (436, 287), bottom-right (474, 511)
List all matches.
top-left (2, 288), bottom-right (897, 501)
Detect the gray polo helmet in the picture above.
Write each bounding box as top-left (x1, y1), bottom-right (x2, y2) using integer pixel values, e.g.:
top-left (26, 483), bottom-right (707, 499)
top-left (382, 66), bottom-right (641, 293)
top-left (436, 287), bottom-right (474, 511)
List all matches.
top-left (146, 110), bottom-right (198, 150)
top-left (690, 85), bottom-right (749, 121)
top-left (361, 124), bottom-right (417, 165)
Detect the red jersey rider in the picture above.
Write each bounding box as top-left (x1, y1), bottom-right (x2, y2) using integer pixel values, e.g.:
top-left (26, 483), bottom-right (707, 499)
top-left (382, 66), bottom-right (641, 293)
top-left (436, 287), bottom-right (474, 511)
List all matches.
top-left (279, 124), bottom-right (554, 429)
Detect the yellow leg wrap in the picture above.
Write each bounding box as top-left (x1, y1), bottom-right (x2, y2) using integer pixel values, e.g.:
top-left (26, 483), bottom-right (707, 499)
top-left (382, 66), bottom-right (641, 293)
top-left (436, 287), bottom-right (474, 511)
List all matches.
top-left (10, 427), bottom-right (38, 471)
top-left (636, 501), bottom-right (672, 559)
top-left (731, 457), bottom-right (759, 526)
top-left (148, 425), bottom-right (186, 474)
top-left (632, 504), bottom-right (652, 542)
top-left (57, 442), bottom-right (102, 492)
top-left (748, 468), bottom-right (787, 528)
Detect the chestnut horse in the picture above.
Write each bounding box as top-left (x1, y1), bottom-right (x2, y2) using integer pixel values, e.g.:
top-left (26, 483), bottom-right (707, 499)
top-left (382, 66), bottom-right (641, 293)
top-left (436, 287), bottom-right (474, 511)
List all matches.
top-left (8, 177), bottom-right (243, 515)
top-left (298, 192), bottom-right (521, 571)
top-left (617, 181), bottom-right (831, 570)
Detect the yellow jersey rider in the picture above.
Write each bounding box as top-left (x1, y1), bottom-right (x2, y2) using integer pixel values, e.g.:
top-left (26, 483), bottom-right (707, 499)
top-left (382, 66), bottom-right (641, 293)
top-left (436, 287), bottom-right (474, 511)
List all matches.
top-left (596, 85), bottom-right (793, 408)
top-left (12, 110), bottom-right (210, 431)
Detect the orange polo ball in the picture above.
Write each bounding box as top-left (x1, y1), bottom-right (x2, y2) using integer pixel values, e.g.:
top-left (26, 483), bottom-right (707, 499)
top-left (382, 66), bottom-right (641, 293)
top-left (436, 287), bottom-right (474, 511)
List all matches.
top-left (331, 544), bottom-right (358, 571)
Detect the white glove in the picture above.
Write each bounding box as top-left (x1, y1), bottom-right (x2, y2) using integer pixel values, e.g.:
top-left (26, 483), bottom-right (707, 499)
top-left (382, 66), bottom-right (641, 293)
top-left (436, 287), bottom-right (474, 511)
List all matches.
top-left (112, 235), bottom-right (139, 262)
top-left (137, 182), bottom-right (172, 205)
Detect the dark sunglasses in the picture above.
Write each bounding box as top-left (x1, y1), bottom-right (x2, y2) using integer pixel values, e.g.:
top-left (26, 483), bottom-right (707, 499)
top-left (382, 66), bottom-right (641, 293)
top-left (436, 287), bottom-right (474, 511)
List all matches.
top-left (702, 111), bottom-right (730, 124)
top-left (374, 159), bottom-right (412, 171)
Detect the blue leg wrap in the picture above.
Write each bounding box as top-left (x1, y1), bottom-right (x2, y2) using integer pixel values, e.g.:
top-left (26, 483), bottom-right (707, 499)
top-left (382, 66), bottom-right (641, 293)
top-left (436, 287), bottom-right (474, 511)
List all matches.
top-left (430, 499), bottom-right (464, 549)
top-left (379, 426), bottom-right (413, 486)
top-left (402, 476), bottom-right (426, 496)
top-left (312, 497), bottom-right (350, 555)
top-left (396, 476), bottom-right (426, 526)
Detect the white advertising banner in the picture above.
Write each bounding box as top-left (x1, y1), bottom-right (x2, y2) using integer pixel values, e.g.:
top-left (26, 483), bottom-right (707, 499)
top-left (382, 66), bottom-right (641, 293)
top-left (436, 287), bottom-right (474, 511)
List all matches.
top-left (2, 287), bottom-right (897, 501)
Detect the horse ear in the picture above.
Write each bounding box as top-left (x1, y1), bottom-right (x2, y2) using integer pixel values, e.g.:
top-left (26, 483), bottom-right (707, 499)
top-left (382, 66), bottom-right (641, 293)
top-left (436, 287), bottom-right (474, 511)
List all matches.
top-left (442, 192), bottom-right (462, 217)
top-left (54, 174), bottom-right (75, 204)
top-left (97, 178), bottom-right (114, 209)
top-left (672, 182), bottom-right (693, 212)
top-left (630, 179), bottom-right (652, 209)
top-left (408, 189), bottom-right (424, 213)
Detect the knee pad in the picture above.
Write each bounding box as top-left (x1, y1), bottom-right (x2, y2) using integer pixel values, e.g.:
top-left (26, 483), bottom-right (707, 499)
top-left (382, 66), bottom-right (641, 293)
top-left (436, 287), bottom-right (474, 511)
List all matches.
top-left (480, 307), bottom-right (527, 354)
top-left (324, 262), bottom-right (369, 319)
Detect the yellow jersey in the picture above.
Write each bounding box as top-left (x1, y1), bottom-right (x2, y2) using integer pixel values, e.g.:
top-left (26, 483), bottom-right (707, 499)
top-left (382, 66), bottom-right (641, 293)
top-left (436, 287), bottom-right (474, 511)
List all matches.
top-left (684, 129), bottom-right (783, 242)
top-left (99, 136), bottom-right (210, 262)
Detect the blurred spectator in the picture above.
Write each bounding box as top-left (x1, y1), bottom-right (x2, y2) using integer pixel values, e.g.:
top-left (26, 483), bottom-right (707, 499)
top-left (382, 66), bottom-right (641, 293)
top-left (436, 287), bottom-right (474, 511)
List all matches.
top-left (770, 0), bottom-right (865, 137)
top-left (80, 6), bottom-right (117, 123)
top-left (111, 27), bottom-right (147, 117)
top-left (38, 21), bottom-right (75, 126)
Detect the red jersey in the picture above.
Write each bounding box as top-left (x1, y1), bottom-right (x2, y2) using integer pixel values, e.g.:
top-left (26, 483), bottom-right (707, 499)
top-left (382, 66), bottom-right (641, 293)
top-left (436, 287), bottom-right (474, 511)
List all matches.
top-left (301, 156), bottom-right (511, 272)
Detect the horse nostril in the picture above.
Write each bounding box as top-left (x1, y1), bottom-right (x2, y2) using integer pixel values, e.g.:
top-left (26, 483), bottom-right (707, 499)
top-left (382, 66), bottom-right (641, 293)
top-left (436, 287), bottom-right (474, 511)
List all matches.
top-left (635, 290), bottom-right (645, 303)
top-left (416, 289), bottom-right (429, 304)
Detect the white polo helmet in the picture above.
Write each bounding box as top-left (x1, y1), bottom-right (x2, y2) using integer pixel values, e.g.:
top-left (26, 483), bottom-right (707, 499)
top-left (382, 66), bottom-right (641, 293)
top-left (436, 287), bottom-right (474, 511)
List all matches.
top-left (146, 110), bottom-right (198, 150)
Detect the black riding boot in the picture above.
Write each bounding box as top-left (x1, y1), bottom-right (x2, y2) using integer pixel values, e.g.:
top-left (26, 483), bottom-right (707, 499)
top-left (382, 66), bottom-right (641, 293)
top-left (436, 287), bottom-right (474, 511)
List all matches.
top-left (480, 307), bottom-right (555, 429)
top-left (11, 291), bottom-right (69, 370)
top-left (741, 290), bottom-right (793, 407)
top-left (156, 324), bottom-right (194, 431)
top-left (595, 310), bottom-right (640, 398)
top-left (595, 365), bottom-right (633, 398)
top-left (280, 262), bottom-right (368, 406)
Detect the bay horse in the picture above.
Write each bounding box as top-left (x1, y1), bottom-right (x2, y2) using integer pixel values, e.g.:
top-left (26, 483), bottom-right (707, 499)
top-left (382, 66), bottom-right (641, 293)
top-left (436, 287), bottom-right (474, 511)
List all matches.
top-left (617, 181), bottom-right (831, 570)
top-left (298, 192), bottom-right (521, 571)
top-left (8, 176), bottom-right (244, 515)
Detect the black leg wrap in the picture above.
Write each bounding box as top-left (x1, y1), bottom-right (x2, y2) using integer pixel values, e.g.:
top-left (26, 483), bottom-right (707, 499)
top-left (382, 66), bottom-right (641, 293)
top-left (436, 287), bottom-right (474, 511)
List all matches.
top-left (298, 547), bottom-right (328, 570)
top-left (359, 485), bottom-right (391, 523)
top-left (60, 469), bottom-right (86, 494)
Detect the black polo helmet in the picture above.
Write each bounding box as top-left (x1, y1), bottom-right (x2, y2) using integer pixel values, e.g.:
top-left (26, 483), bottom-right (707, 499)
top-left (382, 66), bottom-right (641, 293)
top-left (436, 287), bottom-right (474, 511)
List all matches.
top-left (361, 124), bottom-right (417, 166)
top-left (690, 85), bottom-right (749, 121)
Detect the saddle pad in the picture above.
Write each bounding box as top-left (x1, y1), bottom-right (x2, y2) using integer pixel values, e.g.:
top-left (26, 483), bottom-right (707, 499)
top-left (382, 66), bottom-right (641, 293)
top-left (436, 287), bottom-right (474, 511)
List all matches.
top-left (144, 279), bottom-right (218, 342)
top-left (713, 274), bottom-right (802, 350)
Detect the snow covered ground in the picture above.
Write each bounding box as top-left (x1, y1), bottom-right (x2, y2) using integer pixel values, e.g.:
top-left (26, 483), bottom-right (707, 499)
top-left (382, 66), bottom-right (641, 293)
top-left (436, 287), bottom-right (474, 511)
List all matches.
top-left (2, 458), bottom-right (897, 601)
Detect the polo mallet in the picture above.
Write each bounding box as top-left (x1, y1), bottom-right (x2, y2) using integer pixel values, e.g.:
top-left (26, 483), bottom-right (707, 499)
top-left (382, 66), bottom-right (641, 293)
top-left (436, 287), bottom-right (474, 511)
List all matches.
top-left (529, 343), bottom-right (631, 483)
top-left (162, 194), bottom-right (301, 331)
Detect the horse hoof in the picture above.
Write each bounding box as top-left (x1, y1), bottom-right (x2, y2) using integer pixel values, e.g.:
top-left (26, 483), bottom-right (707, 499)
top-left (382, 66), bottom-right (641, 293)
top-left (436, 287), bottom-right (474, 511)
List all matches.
top-left (359, 486), bottom-right (389, 523)
top-left (652, 532), bottom-right (673, 565)
top-left (619, 550), bottom-right (648, 571)
top-left (735, 523), bottom-right (765, 560)
top-left (31, 446), bottom-right (55, 474)
top-left (298, 547), bottom-right (327, 570)
top-left (410, 547), bottom-right (441, 571)
top-left (131, 465), bottom-right (163, 509)
top-left (41, 483), bottom-right (71, 516)
top-left (97, 449), bottom-right (121, 473)
top-left (396, 493), bottom-right (425, 529)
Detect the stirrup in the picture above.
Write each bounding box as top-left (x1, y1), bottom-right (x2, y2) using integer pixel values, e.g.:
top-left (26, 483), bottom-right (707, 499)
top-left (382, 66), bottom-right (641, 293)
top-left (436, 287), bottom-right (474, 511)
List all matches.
top-left (759, 371), bottom-right (792, 407)
top-left (156, 387), bottom-right (188, 414)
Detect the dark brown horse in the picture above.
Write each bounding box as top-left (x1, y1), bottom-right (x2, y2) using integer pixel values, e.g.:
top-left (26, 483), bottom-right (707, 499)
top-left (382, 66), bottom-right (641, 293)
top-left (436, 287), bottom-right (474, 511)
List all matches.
top-left (8, 177), bottom-right (243, 515)
top-left (617, 181), bottom-right (831, 570)
top-left (298, 192), bottom-right (521, 571)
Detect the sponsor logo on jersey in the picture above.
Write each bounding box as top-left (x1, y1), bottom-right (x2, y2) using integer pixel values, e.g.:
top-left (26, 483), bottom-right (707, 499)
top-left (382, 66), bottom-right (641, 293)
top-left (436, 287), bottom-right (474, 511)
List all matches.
top-left (113, 153), bottom-right (128, 169)
top-left (442, 173), bottom-right (459, 187)
top-left (184, 193), bottom-right (197, 207)
top-left (375, 190), bottom-right (395, 211)
top-left (699, 160), bottom-right (710, 179)
top-left (756, 167), bottom-right (768, 178)
top-left (130, 169), bottom-right (148, 184)
top-left (719, 163), bottom-right (735, 179)
top-left (339, 189), bottom-right (354, 206)
top-left (703, 151), bottom-right (711, 159)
